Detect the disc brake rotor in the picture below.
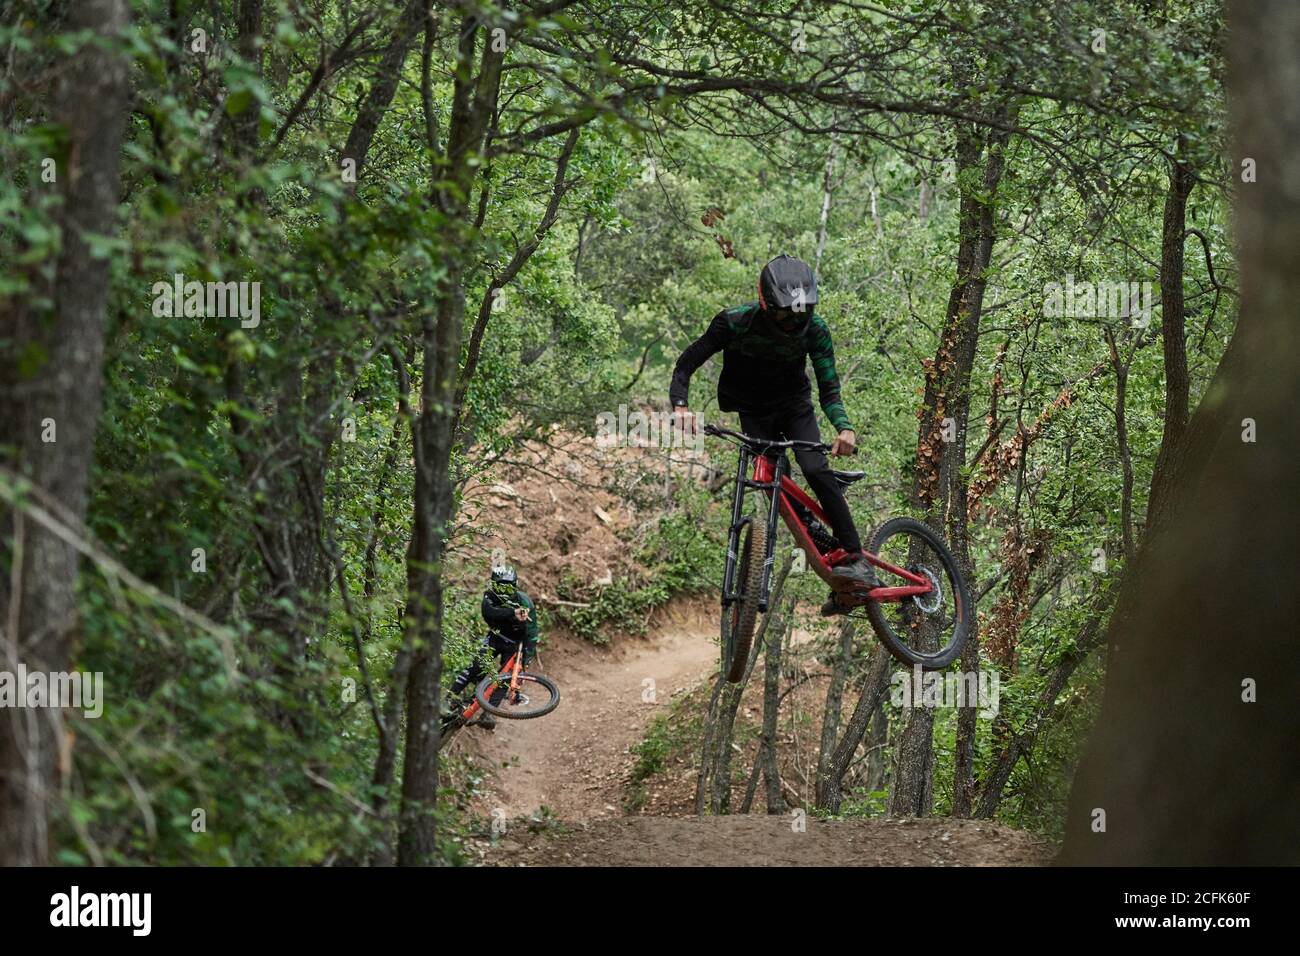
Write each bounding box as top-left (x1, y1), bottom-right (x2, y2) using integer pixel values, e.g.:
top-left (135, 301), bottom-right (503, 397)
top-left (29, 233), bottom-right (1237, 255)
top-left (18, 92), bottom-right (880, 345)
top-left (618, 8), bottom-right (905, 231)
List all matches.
top-left (910, 565), bottom-right (944, 615)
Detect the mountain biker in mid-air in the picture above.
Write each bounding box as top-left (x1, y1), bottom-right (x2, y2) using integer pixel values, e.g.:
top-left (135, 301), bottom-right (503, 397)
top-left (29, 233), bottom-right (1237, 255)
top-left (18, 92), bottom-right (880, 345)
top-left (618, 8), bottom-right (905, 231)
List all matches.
top-left (671, 254), bottom-right (878, 616)
top-left (443, 566), bottom-right (539, 731)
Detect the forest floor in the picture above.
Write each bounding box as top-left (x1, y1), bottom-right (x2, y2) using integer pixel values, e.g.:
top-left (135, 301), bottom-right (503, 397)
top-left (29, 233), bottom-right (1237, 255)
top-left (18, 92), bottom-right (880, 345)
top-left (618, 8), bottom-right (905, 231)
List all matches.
top-left (444, 597), bottom-right (1052, 867)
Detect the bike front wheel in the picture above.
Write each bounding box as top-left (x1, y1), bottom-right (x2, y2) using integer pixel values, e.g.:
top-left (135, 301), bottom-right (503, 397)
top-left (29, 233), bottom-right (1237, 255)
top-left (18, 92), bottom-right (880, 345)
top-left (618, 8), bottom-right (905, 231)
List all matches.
top-left (721, 519), bottom-right (767, 683)
top-left (862, 517), bottom-right (972, 670)
top-left (474, 672), bottom-right (561, 719)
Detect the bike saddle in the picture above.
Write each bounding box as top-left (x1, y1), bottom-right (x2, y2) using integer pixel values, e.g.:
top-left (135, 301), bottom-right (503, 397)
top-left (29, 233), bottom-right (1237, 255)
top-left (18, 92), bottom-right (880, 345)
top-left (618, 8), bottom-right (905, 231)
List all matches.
top-left (831, 469), bottom-right (866, 486)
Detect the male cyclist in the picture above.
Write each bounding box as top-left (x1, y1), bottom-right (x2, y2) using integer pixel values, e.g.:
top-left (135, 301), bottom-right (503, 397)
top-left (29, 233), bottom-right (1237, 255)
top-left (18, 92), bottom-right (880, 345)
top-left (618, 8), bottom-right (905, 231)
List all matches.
top-left (670, 254), bottom-right (877, 616)
top-left (443, 566), bottom-right (539, 731)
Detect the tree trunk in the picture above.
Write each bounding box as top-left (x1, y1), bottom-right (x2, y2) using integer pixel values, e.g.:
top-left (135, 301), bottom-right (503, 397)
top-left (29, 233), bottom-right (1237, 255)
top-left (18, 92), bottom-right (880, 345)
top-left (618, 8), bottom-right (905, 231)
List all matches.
top-left (1105, 330), bottom-right (1137, 561)
top-left (950, 631), bottom-right (982, 817)
top-left (863, 702), bottom-right (889, 793)
top-left (397, 17), bottom-right (504, 866)
top-left (814, 618), bottom-right (855, 800)
top-left (0, 0), bottom-right (131, 866)
top-left (894, 105), bottom-right (1013, 817)
top-left (814, 133), bottom-right (838, 274)
top-left (814, 645), bottom-right (893, 813)
top-left (1147, 150), bottom-right (1194, 524)
top-left (759, 615), bottom-right (787, 814)
top-left (1061, 0), bottom-right (1300, 864)
top-left (697, 554), bottom-right (792, 814)
top-left (709, 592), bottom-right (792, 814)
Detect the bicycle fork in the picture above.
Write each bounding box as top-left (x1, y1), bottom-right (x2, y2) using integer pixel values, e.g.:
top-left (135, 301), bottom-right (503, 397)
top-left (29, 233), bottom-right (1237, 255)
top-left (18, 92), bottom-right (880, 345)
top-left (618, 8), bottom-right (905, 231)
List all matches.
top-left (721, 446), bottom-right (785, 613)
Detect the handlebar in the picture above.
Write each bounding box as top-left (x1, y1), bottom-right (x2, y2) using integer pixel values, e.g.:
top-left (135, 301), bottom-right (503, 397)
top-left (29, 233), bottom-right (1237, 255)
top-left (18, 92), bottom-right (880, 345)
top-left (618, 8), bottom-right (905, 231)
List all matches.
top-left (703, 423), bottom-right (833, 454)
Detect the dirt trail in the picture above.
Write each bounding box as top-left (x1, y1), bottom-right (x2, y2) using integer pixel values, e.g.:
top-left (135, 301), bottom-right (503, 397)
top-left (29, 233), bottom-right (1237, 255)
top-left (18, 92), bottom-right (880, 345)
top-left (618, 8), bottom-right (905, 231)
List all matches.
top-left (492, 816), bottom-right (1051, 866)
top-left (448, 599), bottom-right (718, 822)
top-left (446, 595), bottom-right (1052, 867)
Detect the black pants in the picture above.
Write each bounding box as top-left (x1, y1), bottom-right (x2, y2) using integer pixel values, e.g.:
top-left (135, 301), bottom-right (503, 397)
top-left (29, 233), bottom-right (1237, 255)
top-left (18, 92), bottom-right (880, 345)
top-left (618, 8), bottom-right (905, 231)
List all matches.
top-left (449, 631), bottom-right (516, 700)
top-left (739, 402), bottom-right (862, 554)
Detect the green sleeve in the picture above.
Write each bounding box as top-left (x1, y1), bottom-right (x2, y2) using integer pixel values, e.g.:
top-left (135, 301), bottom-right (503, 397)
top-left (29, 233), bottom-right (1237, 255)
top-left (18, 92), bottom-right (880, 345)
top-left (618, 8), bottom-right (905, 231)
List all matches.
top-left (807, 316), bottom-right (852, 432)
top-left (520, 592), bottom-right (540, 644)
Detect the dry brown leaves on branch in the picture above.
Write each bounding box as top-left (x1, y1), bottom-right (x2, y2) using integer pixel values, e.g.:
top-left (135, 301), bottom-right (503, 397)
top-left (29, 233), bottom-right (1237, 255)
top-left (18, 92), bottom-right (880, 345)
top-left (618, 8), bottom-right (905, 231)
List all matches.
top-left (701, 206), bottom-right (735, 259)
top-left (981, 525), bottom-right (1050, 670)
top-left (966, 361), bottom-right (1106, 521)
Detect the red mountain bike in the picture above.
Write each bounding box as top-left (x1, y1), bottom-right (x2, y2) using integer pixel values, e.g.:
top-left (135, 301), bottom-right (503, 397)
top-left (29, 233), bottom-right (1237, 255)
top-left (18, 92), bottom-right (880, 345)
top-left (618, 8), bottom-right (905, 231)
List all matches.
top-left (705, 424), bottom-right (972, 681)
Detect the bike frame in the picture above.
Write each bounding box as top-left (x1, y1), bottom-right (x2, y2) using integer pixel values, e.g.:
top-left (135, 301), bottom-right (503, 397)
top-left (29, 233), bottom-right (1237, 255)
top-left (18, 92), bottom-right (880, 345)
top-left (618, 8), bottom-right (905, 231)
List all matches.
top-left (721, 441), bottom-right (934, 612)
top-left (456, 644), bottom-right (522, 723)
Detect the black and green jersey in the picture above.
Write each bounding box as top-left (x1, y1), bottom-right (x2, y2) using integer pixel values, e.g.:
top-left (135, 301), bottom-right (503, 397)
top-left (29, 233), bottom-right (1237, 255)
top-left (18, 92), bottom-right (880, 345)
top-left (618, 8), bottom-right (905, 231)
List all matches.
top-left (481, 588), bottom-right (539, 651)
top-left (669, 303), bottom-right (852, 432)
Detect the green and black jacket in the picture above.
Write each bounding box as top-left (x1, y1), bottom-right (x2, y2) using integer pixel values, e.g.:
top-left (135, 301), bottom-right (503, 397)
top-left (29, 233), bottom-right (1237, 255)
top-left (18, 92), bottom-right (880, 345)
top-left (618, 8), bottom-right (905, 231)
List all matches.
top-left (481, 588), bottom-right (539, 655)
top-left (669, 303), bottom-right (852, 432)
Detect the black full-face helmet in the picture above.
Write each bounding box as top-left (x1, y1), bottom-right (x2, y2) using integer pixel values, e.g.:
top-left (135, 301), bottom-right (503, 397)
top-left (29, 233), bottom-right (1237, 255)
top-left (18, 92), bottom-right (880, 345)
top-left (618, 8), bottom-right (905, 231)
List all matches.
top-left (490, 566), bottom-right (518, 596)
top-left (758, 254), bottom-right (818, 336)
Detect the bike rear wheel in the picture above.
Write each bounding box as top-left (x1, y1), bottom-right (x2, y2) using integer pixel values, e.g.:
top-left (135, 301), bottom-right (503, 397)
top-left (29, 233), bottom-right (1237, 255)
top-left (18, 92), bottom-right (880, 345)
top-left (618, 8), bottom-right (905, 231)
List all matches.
top-left (861, 517), bottom-right (972, 670)
top-left (474, 672), bottom-right (561, 719)
top-left (721, 519), bottom-right (767, 683)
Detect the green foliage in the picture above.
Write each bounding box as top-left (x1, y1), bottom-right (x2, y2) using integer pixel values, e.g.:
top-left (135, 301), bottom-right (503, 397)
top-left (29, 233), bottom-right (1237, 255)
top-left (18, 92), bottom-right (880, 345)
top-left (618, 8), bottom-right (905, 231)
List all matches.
top-left (626, 692), bottom-right (703, 811)
top-left (838, 788), bottom-right (890, 818)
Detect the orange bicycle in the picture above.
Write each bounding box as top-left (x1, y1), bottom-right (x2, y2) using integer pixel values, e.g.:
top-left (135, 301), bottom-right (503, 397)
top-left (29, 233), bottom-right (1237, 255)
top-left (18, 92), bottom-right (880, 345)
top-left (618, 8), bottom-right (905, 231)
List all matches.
top-left (440, 635), bottom-right (561, 747)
